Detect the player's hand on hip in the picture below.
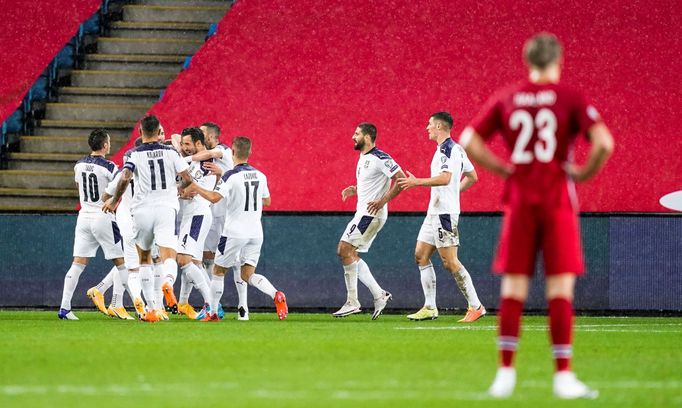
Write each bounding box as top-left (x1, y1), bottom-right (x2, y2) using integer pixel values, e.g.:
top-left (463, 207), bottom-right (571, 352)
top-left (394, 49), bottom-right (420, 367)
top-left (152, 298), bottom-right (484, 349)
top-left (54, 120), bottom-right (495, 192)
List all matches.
top-left (563, 163), bottom-right (588, 182)
top-left (341, 185), bottom-right (356, 201)
top-left (366, 199), bottom-right (384, 215)
top-left (397, 170), bottom-right (418, 190)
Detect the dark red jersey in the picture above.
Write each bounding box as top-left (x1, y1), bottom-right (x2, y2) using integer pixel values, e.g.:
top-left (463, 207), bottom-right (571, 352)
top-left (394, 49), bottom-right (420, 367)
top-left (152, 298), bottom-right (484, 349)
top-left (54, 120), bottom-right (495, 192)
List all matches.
top-left (470, 81), bottom-right (601, 208)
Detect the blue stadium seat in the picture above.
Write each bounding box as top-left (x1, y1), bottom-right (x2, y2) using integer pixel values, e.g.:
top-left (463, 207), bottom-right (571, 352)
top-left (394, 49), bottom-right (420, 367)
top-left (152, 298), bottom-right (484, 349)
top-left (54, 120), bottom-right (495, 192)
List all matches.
top-left (183, 56), bottom-right (192, 70)
top-left (3, 108), bottom-right (24, 134)
top-left (82, 13), bottom-right (100, 35)
top-left (206, 23), bottom-right (218, 41)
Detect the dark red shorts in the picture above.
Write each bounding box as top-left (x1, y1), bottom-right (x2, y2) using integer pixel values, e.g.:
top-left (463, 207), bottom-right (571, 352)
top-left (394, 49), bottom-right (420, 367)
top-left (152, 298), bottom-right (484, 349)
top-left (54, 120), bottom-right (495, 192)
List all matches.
top-left (493, 204), bottom-right (584, 276)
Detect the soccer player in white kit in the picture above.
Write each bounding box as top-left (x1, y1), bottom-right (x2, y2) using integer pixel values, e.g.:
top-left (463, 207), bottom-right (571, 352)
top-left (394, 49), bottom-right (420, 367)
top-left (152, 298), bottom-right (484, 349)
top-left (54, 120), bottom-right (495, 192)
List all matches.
top-left (398, 112), bottom-right (486, 322)
top-left (171, 127), bottom-right (217, 319)
top-left (103, 115), bottom-right (193, 322)
top-left (333, 123), bottom-right (406, 320)
top-left (188, 136), bottom-right (288, 321)
top-left (192, 122), bottom-right (249, 320)
top-left (58, 129), bottom-right (127, 320)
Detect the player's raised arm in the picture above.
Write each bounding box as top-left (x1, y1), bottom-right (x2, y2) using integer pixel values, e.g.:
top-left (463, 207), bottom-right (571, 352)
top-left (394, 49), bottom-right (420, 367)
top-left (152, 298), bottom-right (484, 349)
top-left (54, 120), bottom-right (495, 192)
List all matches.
top-left (191, 149), bottom-right (223, 162)
top-left (459, 127), bottom-right (514, 179)
top-left (564, 123), bottom-right (614, 182)
top-left (103, 168), bottom-right (132, 213)
top-left (367, 170), bottom-right (406, 215)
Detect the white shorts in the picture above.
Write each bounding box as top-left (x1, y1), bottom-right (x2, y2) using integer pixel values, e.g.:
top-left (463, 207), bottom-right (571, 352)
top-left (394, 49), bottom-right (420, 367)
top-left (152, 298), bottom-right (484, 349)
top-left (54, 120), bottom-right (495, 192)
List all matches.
top-left (177, 212), bottom-right (213, 260)
top-left (215, 236), bottom-right (263, 268)
top-left (116, 210), bottom-right (139, 270)
top-left (204, 215), bottom-right (225, 253)
top-left (339, 213), bottom-right (386, 253)
top-left (73, 212), bottom-right (125, 260)
top-left (417, 214), bottom-right (460, 248)
top-left (132, 206), bottom-right (178, 251)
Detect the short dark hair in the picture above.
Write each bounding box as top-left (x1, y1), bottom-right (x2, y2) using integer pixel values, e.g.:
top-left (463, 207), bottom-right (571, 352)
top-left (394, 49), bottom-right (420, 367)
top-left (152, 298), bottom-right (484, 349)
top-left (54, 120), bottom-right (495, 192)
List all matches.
top-left (201, 122), bottom-right (221, 136)
top-left (140, 115), bottom-right (160, 137)
top-left (232, 136), bottom-right (252, 160)
top-left (357, 122), bottom-right (377, 142)
top-left (524, 33), bottom-right (562, 69)
top-left (88, 128), bottom-right (109, 151)
top-left (181, 127), bottom-right (205, 145)
top-left (431, 112), bottom-right (453, 130)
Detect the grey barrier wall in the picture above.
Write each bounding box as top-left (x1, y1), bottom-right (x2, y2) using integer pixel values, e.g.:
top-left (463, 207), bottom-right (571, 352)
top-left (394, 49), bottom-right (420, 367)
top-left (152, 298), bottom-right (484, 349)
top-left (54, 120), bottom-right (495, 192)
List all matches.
top-left (0, 214), bottom-right (680, 311)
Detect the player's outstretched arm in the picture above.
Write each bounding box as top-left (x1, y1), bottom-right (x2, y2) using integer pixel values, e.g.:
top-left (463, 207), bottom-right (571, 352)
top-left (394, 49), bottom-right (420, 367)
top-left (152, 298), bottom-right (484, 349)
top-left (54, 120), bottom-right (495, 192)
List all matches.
top-left (191, 149), bottom-right (223, 162)
top-left (396, 170), bottom-right (451, 190)
top-left (102, 168), bottom-right (132, 213)
top-left (460, 169), bottom-right (478, 193)
top-left (367, 170), bottom-right (406, 215)
top-left (186, 181), bottom-right (223, 204)
top-left (459, 127), bottom-right (513, 179)
top-left (564, 123), bottom-right (614, 182)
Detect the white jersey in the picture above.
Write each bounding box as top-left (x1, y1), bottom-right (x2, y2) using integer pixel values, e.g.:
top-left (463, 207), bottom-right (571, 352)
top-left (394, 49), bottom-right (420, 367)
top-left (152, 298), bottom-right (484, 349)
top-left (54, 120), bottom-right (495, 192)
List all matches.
top-left (182, 159), bottom-right (217, 215)
top-left (123, 142), bottom-right (189, 211)
top-left (427, 138), bottom-right (474, 215)
top-left (210, 143), bottom-right (234, 218)
top-left (105, 149), bottom-right (135, 217)
top-left (355, 147), bottom-right (401, 219)
top-left (216, 163), bottom-right (270, 239)
top-left (74, 155), bottom-right (118, 216)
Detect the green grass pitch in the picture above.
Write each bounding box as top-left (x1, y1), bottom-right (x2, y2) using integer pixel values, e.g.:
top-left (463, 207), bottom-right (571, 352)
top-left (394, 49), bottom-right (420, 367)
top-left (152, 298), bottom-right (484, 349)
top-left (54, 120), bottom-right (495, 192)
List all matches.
top-left (1, 311), bottom-right (680, 408)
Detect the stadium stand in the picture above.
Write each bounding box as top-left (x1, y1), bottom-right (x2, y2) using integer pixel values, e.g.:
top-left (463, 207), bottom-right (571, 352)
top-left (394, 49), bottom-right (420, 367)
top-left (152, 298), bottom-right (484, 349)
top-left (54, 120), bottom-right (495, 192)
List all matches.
top-left (0, 0), bottom-right (233, 211)
top-left (113, 0), bottom-right (680, 213)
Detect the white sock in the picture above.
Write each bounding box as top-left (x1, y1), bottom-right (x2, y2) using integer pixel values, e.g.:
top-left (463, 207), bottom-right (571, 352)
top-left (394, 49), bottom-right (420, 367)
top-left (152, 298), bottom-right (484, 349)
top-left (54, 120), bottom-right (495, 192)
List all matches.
top-left (127, 271), bottom-right (142, 300)
top-left (357, 259), bottom-right (383, 299)
top-left (96, 266), bottom-right (116, 293)
top-left (453, 264), bottom-right (481, 309)
top-left (183, 263), bottom-right (211, 304)
top-left (342, 261), bottom-right (359, 303)
top-left (204, 259), bottom-right (215, 283)
top-left (210, 274), bottom-right (224, 314)
top-left (233, 266), bottom-right (248, 309)
top-left (121, 268), bottom-right (132, 301)
top-left (60, 263), bottom-right (86, 310)
top-left (111, 265), bottom-right (127, 308)
top-left (153, 262), bottom-right (164, 310)
top-left (248, 273), bottom-right (277, 299)
top-left (419, 263), bottom-right (437, 308)
top-left (179, 269), bottom-right (192, 304)
top-left (139, 264), bottom-right (158, 310)
top-left (163, 258), bottom-right (178, 286)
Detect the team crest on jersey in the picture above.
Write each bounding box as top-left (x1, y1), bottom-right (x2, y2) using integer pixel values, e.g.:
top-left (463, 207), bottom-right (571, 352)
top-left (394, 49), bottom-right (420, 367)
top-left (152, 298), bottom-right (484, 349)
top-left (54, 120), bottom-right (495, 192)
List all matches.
top-left (441, 156), bottom-right (447, 163)
top-left (364, 160), bottom-right (370, 168)
top-left (384, 160), bottom-right (394, 169)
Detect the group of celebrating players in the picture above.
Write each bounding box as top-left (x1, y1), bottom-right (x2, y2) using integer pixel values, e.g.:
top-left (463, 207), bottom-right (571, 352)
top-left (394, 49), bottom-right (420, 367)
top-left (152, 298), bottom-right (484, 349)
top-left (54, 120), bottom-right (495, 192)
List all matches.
top-left (57, 33), bottom-right (613, 399)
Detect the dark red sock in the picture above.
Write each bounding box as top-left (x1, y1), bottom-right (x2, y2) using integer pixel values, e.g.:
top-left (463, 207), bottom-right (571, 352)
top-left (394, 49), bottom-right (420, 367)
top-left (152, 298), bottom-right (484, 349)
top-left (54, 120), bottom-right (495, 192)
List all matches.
top-left (548, 297), bottom-right (574, 372)
top-left (498, 297), bottom-right (523, 367)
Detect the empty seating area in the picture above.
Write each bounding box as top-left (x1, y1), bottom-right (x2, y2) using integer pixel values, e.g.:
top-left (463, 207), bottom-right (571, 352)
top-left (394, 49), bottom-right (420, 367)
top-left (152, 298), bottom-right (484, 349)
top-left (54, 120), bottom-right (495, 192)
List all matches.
top-left (0, 0), bottom-right (233, 211)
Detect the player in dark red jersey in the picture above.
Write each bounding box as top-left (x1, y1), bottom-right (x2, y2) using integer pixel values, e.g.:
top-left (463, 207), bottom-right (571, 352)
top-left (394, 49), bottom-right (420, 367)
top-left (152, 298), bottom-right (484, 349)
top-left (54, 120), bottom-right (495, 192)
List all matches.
top-left (459, 33), bottom-right (614, 399)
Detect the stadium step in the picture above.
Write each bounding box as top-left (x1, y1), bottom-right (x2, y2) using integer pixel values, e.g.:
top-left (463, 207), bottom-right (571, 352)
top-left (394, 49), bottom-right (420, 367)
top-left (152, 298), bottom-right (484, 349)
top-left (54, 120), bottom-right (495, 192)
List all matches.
top-left (70, 70), bottom-right (175, 88)
top-left (0, 193), bottom-right (77, 212)
top-left (58, 86), bottom-right (162, 104)
top-left (7, 153), bottom-right (82, 171)
top-left (123, 4), bottom-right (231, 23)
top-left (108, 22), bottom-right (210, 41)
top-left (44, 103), bottom-right (151, 121)
top-left (97, 37), bottom-right (204, 55)
top-left (136, 0), bottom-right (233, 7)
top-left (0, 170), bottom-right (75, 189)
top-left (83, 54), bottom-right (184, 72)
top-left (34, 120), bottom-right (134, 138)
top-left (20, 136), bottom-right (128, 154)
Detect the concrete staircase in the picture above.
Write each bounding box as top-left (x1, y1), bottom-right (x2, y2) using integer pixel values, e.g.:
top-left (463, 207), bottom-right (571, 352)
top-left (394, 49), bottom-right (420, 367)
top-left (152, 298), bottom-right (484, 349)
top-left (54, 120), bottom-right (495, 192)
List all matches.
top-left (0, 0), bottom-right (231, 212)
